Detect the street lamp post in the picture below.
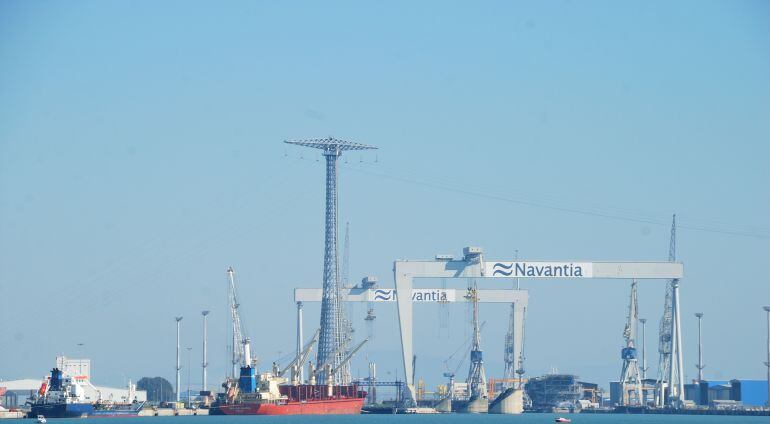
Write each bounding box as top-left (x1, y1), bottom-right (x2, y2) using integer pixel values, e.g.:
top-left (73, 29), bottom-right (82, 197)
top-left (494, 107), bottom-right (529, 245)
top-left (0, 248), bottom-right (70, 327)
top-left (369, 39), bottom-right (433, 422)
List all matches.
top-left (695, 313), bottom-right (705, 382)
top-left (639, 318), bottom-right (647, 380)
top-left (186, 347), bottom-right (193, 407)
top-left (202, 310), bottom-right (210, 393)
top-left (763, 306), bottom-right (770, 408)
top-left (175, 317), bottom-right (183, 402)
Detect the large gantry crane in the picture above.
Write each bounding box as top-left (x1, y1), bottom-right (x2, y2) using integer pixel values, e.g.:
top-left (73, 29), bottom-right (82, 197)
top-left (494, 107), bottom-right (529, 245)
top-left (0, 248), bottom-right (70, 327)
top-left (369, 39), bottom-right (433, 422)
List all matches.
top-left (296, 244), bottom-right (684, 408)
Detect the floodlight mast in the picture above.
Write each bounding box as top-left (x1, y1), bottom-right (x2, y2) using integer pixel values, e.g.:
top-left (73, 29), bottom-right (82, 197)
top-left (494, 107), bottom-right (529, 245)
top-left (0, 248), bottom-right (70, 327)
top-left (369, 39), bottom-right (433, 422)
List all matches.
top-left (284, 137), bottom-right (377, 385)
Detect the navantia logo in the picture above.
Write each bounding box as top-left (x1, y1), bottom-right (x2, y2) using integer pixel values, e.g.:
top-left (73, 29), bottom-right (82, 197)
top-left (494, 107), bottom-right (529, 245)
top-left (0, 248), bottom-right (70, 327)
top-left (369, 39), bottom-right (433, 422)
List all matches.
top-left (373, 289), bottom-right (394, 301)
top-left (492, 262), bottom-right (515, 276)
top-left (492, 262), bottom-right (589, 277)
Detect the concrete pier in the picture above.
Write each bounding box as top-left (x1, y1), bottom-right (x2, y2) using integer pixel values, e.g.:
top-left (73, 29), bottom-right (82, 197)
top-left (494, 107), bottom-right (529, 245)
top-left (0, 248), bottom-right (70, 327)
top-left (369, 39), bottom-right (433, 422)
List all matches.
top-left (488, 388), bottom-right (524, 414)
top-left (454, 396), bottom-right (488, 413)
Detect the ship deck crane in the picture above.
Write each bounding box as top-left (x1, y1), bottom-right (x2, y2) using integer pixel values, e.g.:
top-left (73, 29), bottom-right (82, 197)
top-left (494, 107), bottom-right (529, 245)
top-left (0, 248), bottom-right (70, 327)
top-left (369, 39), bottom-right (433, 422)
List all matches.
top-left (310, 338), bottom-right (369, 393)
top-left (277, 329), bottom-right (320, 382)
top-left (328, 338), bottom-right (369, 379)
top-left (309, 339), bottom-right (350, 385)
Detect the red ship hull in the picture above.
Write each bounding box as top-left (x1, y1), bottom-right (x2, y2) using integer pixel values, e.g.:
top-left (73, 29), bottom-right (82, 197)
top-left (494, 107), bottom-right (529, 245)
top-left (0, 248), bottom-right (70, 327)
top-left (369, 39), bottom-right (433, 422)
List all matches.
top-left (215, 398), bottom-right (364, 415)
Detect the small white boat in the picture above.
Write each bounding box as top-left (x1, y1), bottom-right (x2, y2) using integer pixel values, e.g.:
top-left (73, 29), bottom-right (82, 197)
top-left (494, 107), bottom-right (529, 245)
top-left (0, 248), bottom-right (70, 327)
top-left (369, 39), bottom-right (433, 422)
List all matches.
top-left (555, 418), bottom-right (571, 423)
top-left (37, 415), bottom-right (47, 424)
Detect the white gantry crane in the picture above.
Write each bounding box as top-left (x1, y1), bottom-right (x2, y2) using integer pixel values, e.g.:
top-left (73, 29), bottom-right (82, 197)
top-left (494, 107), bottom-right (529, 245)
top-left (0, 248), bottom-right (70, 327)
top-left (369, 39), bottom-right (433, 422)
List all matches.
top-left (296, 245), bottom-right (683, 408)
top-left (619, 280), bottom-right (643, 406)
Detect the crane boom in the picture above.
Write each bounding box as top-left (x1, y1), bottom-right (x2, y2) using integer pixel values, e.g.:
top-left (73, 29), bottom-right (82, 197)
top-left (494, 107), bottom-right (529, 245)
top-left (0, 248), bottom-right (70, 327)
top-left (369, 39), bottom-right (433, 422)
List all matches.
top-left (330, 338), bottom-right (368, 376)
top-left (314, 341), bottom-right (348, 376)
top-left (279, 329), bottom-right (320, 377)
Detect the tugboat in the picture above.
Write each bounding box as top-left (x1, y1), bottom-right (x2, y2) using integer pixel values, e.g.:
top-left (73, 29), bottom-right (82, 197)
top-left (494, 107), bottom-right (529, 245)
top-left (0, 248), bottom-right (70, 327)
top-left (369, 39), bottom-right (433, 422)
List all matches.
top-left (29, 369), bottom-right (144, 418)
top-left (211, 332), bottom-right (368, 415)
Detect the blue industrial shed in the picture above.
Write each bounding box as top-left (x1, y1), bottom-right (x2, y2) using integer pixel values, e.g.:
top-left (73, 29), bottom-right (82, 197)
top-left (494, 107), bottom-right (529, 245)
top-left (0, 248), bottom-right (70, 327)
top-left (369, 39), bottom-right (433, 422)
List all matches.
top-left (730, 379), bottom-right (768, 407)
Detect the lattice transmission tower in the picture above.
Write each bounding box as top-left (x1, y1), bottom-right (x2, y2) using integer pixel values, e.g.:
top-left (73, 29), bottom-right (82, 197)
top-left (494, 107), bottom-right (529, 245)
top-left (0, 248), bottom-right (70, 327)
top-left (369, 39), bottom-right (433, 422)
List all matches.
top-left (285, 137), bottom-right (377, 385)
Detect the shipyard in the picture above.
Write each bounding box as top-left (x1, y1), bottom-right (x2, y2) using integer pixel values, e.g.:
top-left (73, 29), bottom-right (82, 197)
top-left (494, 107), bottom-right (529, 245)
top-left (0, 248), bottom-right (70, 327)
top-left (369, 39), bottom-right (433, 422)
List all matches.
top-left (1, 1), bottom-right (769, 423)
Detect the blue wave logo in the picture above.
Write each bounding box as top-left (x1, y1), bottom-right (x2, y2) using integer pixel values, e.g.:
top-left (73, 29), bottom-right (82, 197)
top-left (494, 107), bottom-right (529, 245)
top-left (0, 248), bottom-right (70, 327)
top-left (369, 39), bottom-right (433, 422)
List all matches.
top-left (492, 262), bottom-right (514, 276)
top-left (373, 289), bottom-right (394, 301)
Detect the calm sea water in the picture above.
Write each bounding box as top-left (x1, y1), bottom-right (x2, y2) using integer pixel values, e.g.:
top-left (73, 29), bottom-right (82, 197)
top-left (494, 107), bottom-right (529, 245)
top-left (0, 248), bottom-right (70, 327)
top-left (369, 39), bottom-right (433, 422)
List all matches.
top-left (39, 415), bottom-right (769, 424)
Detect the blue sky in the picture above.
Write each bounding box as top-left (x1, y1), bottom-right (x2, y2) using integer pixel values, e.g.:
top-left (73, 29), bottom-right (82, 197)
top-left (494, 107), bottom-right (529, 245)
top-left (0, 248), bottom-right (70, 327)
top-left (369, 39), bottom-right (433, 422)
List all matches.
top-left (1, 0), bottom-right (768, 392)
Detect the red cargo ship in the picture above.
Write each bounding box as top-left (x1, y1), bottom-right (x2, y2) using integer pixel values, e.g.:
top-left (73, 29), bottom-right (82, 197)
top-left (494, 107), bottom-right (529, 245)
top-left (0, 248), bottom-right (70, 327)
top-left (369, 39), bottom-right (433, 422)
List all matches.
top-left (213, 272), bottom-right (369, 417)
top-left (215, 384), bottom-right (365, 415)
top-left (211, 367), bottom-right (366, 416)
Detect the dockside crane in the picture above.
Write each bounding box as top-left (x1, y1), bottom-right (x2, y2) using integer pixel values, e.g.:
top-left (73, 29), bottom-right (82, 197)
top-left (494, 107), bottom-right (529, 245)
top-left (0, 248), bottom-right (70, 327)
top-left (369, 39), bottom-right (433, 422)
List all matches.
top-left (503, 303), bottom-right (516, 382)
top-left (655, 216), bottom-right (675, 406)
top-left (503, 251), bottom-right (520, 386)
top-left (465, 284), bottom-right (488, 401)
top-left (619, 280), bottom-right (643, 406)
top-left (515, 306), bottom-right (527, 390)
top-left (227, 267), bottom-right (253, 377)
top-left (441, 321), bottom-right (487, 400)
